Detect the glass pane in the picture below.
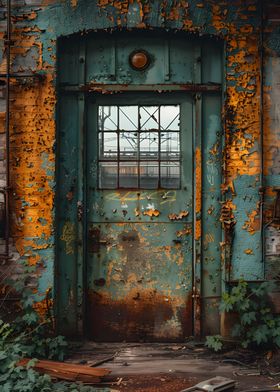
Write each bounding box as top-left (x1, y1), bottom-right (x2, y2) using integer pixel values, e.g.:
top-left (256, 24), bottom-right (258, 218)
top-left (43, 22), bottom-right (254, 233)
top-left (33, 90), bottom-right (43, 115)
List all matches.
top-left (99, 132), bottom-right (117, 159)
top-left (140, 132), bottom-right (158, 160)
top-left (140, 162), bottom-right (159, 189)
top-left (161, 132), bottom-right (180, 160)
top-left (120, 132), bottom-right (138, 160)
top-left (160, 162), bottom-right (180, 189)
top-left (140, 106), bottom-right (159, 130)
top-left (160, 105), bottom-right (180, 130)
top-left (98, 106), bottom-right (118, 131)
top-left (119, 106), bottom-right (138, 130)
top-left (119, 162), bottom-right (138, 188)
top-left (99, 162), bottom-right (118, 188)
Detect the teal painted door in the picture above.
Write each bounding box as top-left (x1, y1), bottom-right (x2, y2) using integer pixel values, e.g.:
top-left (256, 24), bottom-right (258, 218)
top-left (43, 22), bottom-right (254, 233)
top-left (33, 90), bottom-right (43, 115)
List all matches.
top-left (86, 92), bottom-right (193, 341)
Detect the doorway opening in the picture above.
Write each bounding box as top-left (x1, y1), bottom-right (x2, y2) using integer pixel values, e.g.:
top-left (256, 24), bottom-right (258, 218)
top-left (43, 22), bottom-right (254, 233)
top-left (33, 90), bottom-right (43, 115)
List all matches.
top-left (56, 31), bottom-right (223, 340)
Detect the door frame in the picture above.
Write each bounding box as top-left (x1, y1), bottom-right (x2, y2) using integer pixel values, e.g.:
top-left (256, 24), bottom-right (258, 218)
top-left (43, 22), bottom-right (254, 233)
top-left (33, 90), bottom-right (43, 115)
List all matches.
top-left (55, 32), bottom-right (223, 339)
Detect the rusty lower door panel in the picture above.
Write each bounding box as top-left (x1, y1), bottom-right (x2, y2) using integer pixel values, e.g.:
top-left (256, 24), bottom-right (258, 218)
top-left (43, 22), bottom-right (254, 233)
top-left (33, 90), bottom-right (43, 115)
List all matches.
top-left (87, 222), bottom-right (193, 341)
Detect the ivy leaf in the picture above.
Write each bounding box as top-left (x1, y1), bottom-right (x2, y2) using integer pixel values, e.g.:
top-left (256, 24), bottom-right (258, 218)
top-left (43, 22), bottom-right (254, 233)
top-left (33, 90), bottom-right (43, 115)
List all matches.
top-left (22, 312), bottom-right (39, 326)
top-left (27, 369), bottom-right (36, 383)
top-left (252, 282), bottom-right (275, 297)
top-left (219, 293), bottom-right (234, 312)
top-left (253, 325), bottom-right (270, 345)
top-left (237, 298), bottom-right (250, 312)
top-left (241, 312), bottom-right (256, 326)
top-left (205, 335), bottom-right (223, 352)
top-left (0, 352), bottom-right (8, 361)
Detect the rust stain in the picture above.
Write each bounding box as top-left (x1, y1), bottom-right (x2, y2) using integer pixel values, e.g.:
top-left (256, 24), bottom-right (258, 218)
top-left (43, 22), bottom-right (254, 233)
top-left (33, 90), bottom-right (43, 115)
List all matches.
top-left (33, 288), bottom-right (53, 320)
top-left (195, 147), bottom-right (202, 240)
top-left (87, 288), bottom-right (192, 342)
top-left (168, 210), bottom-right (188, 220)
top-left (176, 226), bottom-right (192, 237)
top-left (143, 209), bottom-right (160, 217)
top-left (242, 208), bottom-right (260, 235)
top-left (220, 200), bottom-right (236, 230)
top-left (195, 220), bottom-right (201, 241)
top-left (195, 148), bottom-right (202, 214)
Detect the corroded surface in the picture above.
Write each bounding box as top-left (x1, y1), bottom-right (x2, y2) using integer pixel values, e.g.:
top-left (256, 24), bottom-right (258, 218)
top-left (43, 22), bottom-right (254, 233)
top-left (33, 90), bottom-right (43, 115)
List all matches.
top-left (0, 0), bottom-right (279, 335)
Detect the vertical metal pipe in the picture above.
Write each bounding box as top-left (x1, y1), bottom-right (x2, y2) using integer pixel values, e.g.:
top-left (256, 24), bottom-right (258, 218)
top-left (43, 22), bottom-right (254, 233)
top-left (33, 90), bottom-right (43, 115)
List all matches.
top-left (259, 0), bottom-right (265, 276)
top-left (4, 0), bottom-right (11, 258)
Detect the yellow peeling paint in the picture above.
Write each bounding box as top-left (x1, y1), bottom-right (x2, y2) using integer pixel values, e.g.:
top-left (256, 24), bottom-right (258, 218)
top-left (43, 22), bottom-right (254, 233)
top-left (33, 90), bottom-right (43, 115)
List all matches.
top-left (143, 209), bottom-right (160, 217)
top-left (9, 71), bottom-right (55, 269)
top-left (242, 209), bottom-right (260, 235)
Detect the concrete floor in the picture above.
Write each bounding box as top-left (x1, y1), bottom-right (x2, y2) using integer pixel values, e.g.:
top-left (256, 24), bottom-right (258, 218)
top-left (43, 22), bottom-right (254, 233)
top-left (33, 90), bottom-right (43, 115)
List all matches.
top-left (68, 343), bottom-right (279, 391)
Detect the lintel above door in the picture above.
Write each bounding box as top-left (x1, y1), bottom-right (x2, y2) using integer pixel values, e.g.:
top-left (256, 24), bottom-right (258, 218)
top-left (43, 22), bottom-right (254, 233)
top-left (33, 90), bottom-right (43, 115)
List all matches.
top-left (57, 31), bottom-right (223, 89)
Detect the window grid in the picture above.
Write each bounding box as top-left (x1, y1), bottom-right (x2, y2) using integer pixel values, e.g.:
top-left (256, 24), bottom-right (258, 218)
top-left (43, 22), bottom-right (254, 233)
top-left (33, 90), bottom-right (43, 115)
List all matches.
top-left (98, 105), bottom-right (181, 189)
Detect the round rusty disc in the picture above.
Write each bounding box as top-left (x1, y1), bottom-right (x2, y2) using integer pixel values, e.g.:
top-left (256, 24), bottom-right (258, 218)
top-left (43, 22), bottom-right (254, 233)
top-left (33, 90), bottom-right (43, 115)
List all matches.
top-left (129, 50), bottom-right (150, 70)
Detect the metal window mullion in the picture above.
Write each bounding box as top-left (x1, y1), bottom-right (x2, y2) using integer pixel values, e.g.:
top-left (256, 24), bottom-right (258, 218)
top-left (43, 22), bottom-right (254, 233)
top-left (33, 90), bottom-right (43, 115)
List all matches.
top-left (138, 106), bottom-right (140, 188)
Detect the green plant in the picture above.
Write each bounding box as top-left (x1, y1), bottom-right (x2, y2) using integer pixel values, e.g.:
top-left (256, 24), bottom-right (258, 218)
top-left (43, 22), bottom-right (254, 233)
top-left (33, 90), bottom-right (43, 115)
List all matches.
top-left (0, 261), bottom-right (105, 391)
top-left (206, 280), bottom-right (280, 351)
top-left (0, 320), bottom-right (108, 391)
top-left (205, 335), bottom-right (223, 352)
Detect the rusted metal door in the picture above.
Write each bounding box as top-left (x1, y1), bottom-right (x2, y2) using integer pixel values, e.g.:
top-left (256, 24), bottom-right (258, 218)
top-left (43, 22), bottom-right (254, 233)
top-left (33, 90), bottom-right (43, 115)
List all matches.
top-left (86, 92), bottom-right (193, 341)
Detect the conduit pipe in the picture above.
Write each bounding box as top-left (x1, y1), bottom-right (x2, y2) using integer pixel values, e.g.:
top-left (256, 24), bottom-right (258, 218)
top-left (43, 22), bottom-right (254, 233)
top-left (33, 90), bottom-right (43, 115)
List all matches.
top-left (0, 0), bottom-right (12, 261)
top-left (259, 0), bottom-right (265, 275)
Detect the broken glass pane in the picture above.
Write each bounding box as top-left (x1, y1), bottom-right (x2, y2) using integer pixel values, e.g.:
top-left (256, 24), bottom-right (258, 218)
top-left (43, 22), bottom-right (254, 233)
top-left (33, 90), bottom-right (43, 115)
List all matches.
top-left (119, 106), bottom-right (138, 130)
top-left (140, 132), bottom-right (158, 160)
top-left (160, 132), bottom-right (180, 160)
top-left (160, 105), bottom-right (180, 130)
top-left (99, 162), bottom-right (118, 188)
top-left (98, 106), bottom-right (118, 131)
top-left (140, 106), bottom-right (159, 130)
top-left (160, 162), bottom-right (180, 188)
top-left (99, 132), bottom-right (118, 159)
top-left (140, 162), bottom-right (159, 189)
top-left (119, 162), bottom-right (138, 188)
top-left (119, 131), bottom-right (138, 160)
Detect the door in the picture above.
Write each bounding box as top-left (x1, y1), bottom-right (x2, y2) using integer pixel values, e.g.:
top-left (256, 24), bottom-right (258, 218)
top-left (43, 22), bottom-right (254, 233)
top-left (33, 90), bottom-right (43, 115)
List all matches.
top-left (86, 92), bottom-right (194, 342)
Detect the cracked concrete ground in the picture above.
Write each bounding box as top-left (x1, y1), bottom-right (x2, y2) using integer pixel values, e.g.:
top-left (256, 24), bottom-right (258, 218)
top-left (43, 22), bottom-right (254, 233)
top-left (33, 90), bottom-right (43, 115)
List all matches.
top-left (67, 343), bottom-right (279, 391)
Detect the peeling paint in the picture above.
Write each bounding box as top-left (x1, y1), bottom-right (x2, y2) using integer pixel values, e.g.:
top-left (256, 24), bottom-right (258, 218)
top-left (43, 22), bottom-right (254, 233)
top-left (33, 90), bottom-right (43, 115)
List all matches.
top-left (168, 210), bottom-right (189, 220)
top-left (0, 0), bottom-right (279, 337)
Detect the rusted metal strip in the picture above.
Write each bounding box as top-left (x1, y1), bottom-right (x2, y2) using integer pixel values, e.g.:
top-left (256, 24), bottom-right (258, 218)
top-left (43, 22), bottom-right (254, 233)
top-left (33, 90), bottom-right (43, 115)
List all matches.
top-left (59, 83), bottom-right (222, 93)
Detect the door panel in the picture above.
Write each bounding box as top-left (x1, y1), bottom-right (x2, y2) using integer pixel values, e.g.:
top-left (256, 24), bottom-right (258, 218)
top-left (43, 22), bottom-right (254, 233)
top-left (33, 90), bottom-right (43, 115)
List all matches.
top-left (86, 93), bottom-right (193, 341)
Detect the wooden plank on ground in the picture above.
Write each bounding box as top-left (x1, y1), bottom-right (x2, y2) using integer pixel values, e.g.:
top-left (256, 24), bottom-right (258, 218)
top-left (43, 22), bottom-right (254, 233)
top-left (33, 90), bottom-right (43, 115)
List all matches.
top-left (18, 358), bottom-right (111, 383)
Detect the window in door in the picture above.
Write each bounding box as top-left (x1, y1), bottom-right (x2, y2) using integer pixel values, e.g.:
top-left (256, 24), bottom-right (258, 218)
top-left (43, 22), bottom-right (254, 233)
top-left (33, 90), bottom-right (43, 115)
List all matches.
top-left (98, 104), bottom-right (181, 189)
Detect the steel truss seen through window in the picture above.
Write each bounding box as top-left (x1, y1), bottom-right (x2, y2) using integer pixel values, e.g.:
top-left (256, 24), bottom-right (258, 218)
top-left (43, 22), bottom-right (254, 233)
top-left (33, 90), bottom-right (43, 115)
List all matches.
top-left (98, 105), bottom-right (181, 189)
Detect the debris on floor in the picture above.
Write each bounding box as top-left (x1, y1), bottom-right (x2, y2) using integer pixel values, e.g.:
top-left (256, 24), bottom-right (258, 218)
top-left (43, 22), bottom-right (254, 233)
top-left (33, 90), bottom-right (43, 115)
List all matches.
top-left (65, 343), bottom-right (280, 391)
top-left (109, 374), bottom-right (196, 392)
top-left (18, 358), bottom-right (111, 383)
top-left (180, 376), bottom-right (236, 392)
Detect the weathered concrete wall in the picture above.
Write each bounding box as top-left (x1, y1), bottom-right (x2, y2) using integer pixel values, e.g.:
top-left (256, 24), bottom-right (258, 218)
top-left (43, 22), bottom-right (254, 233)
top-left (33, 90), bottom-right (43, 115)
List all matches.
top-left (0, 0), bottom-right (279, 331)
